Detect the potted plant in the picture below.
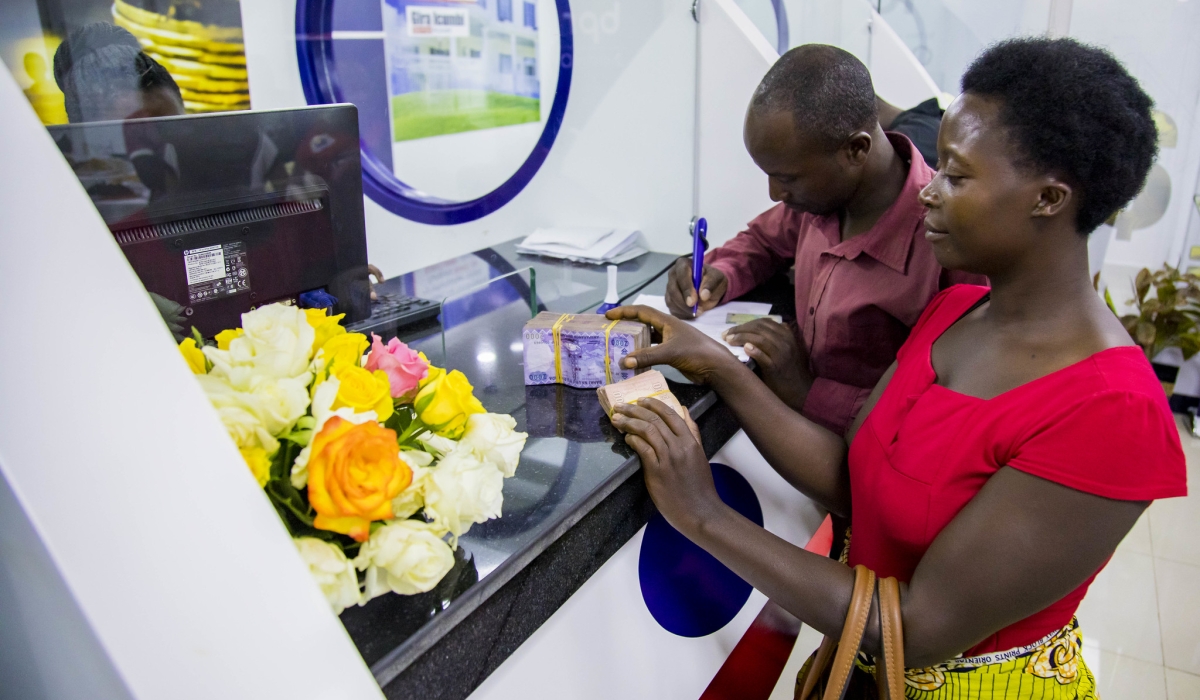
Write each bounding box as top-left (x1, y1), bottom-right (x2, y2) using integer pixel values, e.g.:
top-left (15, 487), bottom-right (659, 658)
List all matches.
top-left (1104, 265), bottom-right (1200, 395)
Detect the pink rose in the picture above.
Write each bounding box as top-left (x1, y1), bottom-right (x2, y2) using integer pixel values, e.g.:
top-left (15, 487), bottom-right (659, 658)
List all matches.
top-left (365, 334), bottom-right (429, 398)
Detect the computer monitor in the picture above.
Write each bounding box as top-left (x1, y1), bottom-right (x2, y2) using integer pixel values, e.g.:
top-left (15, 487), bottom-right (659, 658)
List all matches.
top-left (48, 104), bottom-right (370, 337)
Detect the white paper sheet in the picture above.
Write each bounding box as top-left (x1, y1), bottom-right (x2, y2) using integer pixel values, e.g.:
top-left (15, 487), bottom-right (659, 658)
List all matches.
top-left (631, 294), bottom-right (772, 362)
top-left (517, 228), bottom-right (647, 264)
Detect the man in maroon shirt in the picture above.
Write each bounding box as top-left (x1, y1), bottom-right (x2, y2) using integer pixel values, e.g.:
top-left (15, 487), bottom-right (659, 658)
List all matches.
top-left (666, 45), bottom-right (984, 435)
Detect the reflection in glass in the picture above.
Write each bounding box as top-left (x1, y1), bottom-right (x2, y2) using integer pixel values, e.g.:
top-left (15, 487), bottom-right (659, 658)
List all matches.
top-left (54, 22), bottom-right (185, 123)
top-left (0, 0), bottom-right (248, 126)
top-left (49, 105), bottom-right (372, 337)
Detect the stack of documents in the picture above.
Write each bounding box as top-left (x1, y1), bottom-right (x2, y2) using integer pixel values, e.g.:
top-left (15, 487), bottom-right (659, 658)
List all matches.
top-left (517, 227), bottom-right (648, 264)
top-left (632, 294), bottom-right (774, 362)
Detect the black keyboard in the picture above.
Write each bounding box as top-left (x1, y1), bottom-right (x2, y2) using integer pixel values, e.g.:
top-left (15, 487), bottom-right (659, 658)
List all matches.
top-left (346, 292), bottom-right (440, 338)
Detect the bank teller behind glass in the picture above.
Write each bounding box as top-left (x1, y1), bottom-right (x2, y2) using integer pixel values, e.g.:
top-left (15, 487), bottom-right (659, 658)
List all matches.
top-left (665, 45), bottom-right (985, 436)
top-left (611, 37), bottom-right (1186, 697)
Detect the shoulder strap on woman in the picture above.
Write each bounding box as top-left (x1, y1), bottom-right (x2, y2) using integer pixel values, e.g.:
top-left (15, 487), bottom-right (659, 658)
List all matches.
top-left (876, 576), bottom-right (906, 700)
top-left (811, 565), bottom-right (877, 700)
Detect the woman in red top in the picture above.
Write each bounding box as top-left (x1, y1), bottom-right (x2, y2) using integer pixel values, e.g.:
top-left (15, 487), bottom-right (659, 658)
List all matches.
top-left (606, 37), bottom-right (1186, 696)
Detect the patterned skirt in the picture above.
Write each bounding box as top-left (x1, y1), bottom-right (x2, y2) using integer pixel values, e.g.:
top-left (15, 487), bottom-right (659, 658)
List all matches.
top-left (850, 618), bottom-right (1097, 699)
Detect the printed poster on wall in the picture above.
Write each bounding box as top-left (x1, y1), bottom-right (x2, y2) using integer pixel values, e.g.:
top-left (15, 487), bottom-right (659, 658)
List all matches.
top-left (381, 0), bottom-right (543, 144)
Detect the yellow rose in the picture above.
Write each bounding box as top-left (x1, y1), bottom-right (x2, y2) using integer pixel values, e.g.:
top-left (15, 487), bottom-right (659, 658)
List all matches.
top-left (320, 332), bottom-right (368, 375)
top-left (332, 366), bottom-right (394, 421)
top-left (240, 446), bottom-right (271, 487)
top-left (179, 338), bottom-right (207, 374)
top-left (307, 417), bottom-right (412, 541)
top-left (215, 328), bottom-right (244, 351)
top-left (418, 353), bottom-right (444, 389)
top-left (414, 369), bottom-right (485, 439)
top-left (304, 308), bottom-right (347, 355)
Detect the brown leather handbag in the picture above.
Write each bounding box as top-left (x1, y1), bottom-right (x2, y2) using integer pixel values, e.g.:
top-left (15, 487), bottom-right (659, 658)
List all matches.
top-left (795, 565), bottom-right (906, 700)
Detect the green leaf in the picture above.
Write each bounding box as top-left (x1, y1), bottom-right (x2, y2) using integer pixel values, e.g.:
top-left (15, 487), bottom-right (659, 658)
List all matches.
top-left (1136, 320), bottom-right (1156, 348)
top-left (1179, 334), bottom-right (1200, 360)
top-left (1135, 268), bottom-right (1152, 302)
top-left (1104, 287), bottom-right (1119, 316)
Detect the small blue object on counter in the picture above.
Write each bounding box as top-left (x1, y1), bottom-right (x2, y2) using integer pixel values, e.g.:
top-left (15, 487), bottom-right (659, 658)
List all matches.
top-left (595, 264), bottom-right (620, 314)
top-left (298, 288), bottom-right (338, 309)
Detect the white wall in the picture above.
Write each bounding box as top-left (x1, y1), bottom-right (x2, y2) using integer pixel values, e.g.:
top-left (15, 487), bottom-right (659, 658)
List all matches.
top-left (697, 0), bottom-right (941, 249)
top-left (1071, 0), bottom-right (1200, 273)
top-left (695, 0), bottom-right (778, 248)
top-left (244, 0), bottom-right (698, 278)
top-left (0, 64), bottom-right (383, 700)
top-left (0, 470), bottom-right (135, 700)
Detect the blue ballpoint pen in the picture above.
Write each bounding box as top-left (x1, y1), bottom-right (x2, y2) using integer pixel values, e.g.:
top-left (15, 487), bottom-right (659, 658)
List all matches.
top-left (690, 216), bottom-right (708, 317)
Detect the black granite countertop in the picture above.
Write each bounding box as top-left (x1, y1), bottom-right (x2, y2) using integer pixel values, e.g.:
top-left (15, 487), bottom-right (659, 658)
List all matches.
top-left (336, 241), bottom-right (745, 699)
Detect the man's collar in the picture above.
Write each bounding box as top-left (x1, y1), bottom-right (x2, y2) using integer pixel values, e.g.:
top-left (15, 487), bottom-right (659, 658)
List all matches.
top-left (829, 132), bottom-right (931, 274)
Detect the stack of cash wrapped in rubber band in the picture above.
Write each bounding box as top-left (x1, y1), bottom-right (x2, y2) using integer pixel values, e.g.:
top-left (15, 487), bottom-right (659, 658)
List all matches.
top-left (596, 370), bottom-right (688, 422)
top-left (522, 312), bottom-right (650, 388)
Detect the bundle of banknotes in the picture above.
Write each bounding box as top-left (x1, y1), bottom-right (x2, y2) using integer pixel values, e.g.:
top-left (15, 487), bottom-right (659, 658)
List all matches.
top-left (596, 370), bottom-right (688, 421)
top-left (523, 312), bottom-right (650, 388)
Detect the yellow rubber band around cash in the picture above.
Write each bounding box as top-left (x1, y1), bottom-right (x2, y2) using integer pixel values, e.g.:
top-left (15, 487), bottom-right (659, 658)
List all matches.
top-left (643, 389), bottom-right (670, 401)
top-left (603, 319), bottom-right (619, 384)
top-left (551, 314), bottom-right (574, 384)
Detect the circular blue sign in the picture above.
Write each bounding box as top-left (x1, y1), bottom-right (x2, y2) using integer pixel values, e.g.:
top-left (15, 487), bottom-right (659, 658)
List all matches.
top-left (295, 0), bottom-right (574, 225)
top-left (638, 462), bottom-right (764, 637)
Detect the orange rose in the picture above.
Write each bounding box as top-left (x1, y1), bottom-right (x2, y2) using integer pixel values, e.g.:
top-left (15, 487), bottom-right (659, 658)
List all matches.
top-left (307, 416), bottom-right (412, 541)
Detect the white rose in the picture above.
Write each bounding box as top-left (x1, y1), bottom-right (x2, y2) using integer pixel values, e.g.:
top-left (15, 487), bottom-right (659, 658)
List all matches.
top-left (354, 520), bottom-right (455, 600)
top-left (422, 445), bottom-right (505, 540)
top-left (390, 451), bottom-right (433, 519)
top-left (215, 405), bottom-right (279, 454)
top-left (294, 537), bottom-right (360, 614)
top-left (401, 448), bottom-right (434, 469)
top-left (290, 376), bottom-right (377, 489)
top-left (245, 375), bottom-right (311, 435)
top-left (201, 346), bottom-right (256, 390)
top-left (199, 373), bottom-right (310, 437)
top-left (416, 431), bottom-right (458, 457)
top-left (232, 304), bottom-right (315, 379)
top-left (460, 413), bottom-right (527, 478)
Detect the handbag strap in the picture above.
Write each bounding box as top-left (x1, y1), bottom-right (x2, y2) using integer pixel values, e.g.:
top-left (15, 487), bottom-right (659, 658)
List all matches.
top-left (876, 577), bottom-right (906, 700)
top-left (821, 564), bottom-right (877, 700)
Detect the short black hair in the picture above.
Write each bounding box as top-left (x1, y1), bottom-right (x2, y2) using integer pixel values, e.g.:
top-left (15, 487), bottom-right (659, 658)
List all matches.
top-left (750, 44), bottom-right (877, 147)
top-left (961, 37), bottom-right (1157, 234)
top-left (53, 22), bottom-right (182, 123)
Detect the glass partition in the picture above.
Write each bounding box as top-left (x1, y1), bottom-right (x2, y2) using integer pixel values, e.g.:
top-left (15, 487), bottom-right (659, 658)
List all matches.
top-left (780, 0), bottom-right (872, 64)
top-left (874, 0), bottom-right (1045, 95)
top-left (732, 0), bottom-right (788, 54)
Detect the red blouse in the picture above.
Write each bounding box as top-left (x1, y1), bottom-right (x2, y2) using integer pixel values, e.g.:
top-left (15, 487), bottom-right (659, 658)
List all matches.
top-left (847, 285), bottom-right (1188, 656)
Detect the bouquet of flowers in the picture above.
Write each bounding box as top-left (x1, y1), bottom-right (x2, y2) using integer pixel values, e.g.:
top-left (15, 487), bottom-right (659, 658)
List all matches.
top-left (178, 303), bottom-right (527, 613)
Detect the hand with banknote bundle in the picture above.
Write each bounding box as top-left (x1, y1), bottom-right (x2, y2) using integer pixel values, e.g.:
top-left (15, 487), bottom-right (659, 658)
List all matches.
top-left (603, 305), bottom-right (741, 385)
top-left (610, 395), bottom-right (718, 536)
